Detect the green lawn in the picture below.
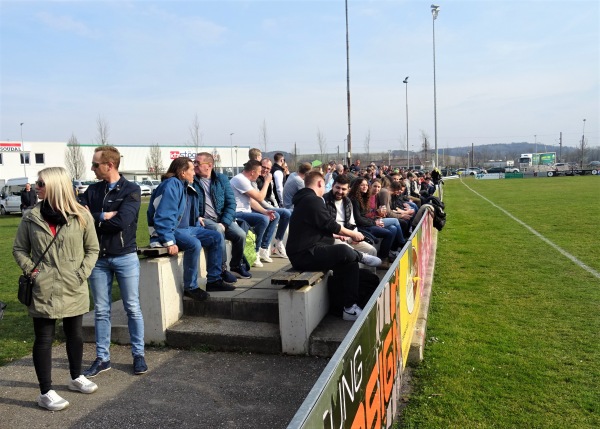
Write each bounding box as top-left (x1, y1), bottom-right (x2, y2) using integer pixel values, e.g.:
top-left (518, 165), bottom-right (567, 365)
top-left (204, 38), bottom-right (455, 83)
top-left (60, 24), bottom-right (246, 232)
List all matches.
top-left (399, 176), bottom-right (600, 429)
top-left (0, 200), bottom-right (150, 366)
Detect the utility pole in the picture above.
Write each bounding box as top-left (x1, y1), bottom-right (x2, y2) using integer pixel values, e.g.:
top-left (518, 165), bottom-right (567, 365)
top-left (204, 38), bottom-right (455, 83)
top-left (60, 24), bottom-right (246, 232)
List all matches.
top-left (345, 0), bottom-right (352, 167)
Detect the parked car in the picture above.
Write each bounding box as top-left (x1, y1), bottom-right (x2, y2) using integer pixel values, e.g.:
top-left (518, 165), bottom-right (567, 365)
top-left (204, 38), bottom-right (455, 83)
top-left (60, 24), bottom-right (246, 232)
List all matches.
top-left (73, 179), bottom-right (97, 195)
top-left (485, 167), bottom-right (506, 174)
top-left (141, 179), bottom-right (160, 193)
top-left (134, 181), bottom-right (152, 196)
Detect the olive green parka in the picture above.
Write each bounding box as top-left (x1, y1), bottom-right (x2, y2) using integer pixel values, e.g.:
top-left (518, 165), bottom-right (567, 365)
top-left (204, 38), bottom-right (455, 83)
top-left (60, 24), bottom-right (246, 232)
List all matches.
top-left (13, 204), bottom-right (99, 319)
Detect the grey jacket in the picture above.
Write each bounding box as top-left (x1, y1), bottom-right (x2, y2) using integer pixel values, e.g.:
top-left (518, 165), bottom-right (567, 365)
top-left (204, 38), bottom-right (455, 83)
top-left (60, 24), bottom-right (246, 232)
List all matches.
top-left (13, 204), bottom-right (99, 319)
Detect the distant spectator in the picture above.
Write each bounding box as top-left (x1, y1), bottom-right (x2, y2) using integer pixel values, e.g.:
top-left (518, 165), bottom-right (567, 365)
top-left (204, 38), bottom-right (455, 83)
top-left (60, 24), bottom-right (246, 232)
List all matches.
top-left (20, 183), bottom-right (38, 211)
top-left (248, 148), bottom-right (262, 162)
top-left (282, 162), bottom-right (311, 210)
top-left (271, 153), bottom-right (286, 206)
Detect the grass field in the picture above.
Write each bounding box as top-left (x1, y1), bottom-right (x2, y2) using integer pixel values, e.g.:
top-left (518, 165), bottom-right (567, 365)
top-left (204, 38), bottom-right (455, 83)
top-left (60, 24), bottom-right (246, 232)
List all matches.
top-left (0, 201), bottom-right (151, 366)
top-left (399, 175), bottom-right (600, 429)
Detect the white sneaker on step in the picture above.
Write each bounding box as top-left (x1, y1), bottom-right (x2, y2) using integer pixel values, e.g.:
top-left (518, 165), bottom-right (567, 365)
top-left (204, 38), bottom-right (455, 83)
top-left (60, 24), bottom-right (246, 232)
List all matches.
top-left (343, 304), bottom-right (362, 321)
top-left (271, 239), bottom-right (288, 258)
top-left (258, 247), bottom-right (273, 263)
top-left (254, 253), bottom-right (264, 267)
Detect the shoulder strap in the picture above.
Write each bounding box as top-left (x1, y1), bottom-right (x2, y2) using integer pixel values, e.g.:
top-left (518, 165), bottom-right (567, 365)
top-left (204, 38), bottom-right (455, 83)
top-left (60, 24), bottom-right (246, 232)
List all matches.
top-left (30, 225), bottom-right (63, 272)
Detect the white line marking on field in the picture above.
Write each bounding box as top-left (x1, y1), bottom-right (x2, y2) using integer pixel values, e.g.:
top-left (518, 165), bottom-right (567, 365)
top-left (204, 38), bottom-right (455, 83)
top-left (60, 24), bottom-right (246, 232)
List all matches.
top-left (462, 181), bottom-right (600, 280)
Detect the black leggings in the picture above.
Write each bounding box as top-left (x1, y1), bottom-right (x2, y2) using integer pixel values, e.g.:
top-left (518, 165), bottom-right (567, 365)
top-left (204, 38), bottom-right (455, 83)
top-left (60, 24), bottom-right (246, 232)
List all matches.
top-left (32, 315), bottom-right (83, 394)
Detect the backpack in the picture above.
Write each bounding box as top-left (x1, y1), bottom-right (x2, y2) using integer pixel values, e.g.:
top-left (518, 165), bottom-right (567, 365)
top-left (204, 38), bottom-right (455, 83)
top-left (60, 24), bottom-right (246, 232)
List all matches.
top-left (425, 196), bottom-right (446, 231)
top-left (327, 268), bottom-right (381, 317)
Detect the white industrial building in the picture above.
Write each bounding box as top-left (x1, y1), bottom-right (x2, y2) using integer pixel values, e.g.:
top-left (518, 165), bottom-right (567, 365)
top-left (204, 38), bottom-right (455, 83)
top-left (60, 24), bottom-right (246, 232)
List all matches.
top-left (0, 141), bottom-right (250, 185)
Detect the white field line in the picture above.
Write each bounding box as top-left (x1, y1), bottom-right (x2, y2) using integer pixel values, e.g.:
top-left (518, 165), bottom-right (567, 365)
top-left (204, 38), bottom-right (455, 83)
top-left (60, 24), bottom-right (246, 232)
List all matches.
top-left (461, 180), bottom-right (600, 280)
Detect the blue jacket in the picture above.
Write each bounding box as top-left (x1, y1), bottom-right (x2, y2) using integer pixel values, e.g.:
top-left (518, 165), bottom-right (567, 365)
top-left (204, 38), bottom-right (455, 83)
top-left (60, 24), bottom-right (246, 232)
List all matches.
top-left (80, 175), bottom-right (140, 258)
top-left (192, 171), bottom-right (236, 227)
top-left (147, 177), bottom-right (199, 247)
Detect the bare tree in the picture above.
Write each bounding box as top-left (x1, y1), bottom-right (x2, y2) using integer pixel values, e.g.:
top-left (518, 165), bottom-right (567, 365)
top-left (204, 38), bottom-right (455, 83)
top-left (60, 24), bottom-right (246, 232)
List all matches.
top-left (420, 130), bottom-right (430, 162)
top-left (259, 119), bottom-right (268, 153)
top-left (363, 129), bottom-right (371, 161)
top-left (146, 143), bottom-right (164, 179)
top-left (65, 133), bottom-right (86, 179)
top-left (189, 113), bottom-right (203, 153)
top-left (95, 115), bottom-right (110, 145)
top-left (317, 128), bottom-right (327, 161)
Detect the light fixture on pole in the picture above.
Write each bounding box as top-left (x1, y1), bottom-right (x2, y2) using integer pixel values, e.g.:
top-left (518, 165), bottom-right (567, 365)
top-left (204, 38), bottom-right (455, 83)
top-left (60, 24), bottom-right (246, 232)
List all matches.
top-left (229, 133), bottom-right (234, 176)
top-left (20, 122), bottom-right (26, 176)
top-left (431, 4), bottom-right (440, 168)
top-left (403, 76), bottom-right (409, 170)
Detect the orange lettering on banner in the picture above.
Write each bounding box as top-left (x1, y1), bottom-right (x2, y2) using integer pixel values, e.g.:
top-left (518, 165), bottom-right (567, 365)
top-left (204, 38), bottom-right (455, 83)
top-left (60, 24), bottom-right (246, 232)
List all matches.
top-left (351, 402), bottom-right (366, 429)
top-left (365, 361), bottom-right (381, 427)
top-left (382, 327), bottom-right (395, 404)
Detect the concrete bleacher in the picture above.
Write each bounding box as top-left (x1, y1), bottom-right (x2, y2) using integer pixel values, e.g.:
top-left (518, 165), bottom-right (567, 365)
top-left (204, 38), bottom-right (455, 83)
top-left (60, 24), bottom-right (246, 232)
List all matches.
top-left (81, 243), bottom-right (359, 356)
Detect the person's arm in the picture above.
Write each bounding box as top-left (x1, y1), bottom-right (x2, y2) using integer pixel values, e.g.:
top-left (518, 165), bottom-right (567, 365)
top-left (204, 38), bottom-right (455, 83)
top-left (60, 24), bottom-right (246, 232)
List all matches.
top-left (244, 172), bottom-right (272, 202)
top-left (220, 175), bottom-right (236, 227)
top-left (76, 212), bottom-right (100, 283)
top-left (273, 170), bottom-right (284, 204)
top-left (350, 199), bottom-right (375, 227)
top-left (150, 182), bottom-right (181, 246)
top-left (250, 199), bottom-right (276, 220)
top-left (97, 185), bottom-right (141, 233)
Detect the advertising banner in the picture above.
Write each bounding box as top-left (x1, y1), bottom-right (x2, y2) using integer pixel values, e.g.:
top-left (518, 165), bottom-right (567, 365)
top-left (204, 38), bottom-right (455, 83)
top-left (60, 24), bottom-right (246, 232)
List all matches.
top-left (289, 212), bottom-right (437, 429)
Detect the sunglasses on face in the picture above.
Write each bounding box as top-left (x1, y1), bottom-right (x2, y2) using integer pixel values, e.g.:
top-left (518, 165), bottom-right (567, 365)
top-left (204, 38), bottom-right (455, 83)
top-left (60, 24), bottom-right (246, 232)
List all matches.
top-left (91, 161), bottom-right (108, 168)
top-left (36, 180), bottom-right (45, 188)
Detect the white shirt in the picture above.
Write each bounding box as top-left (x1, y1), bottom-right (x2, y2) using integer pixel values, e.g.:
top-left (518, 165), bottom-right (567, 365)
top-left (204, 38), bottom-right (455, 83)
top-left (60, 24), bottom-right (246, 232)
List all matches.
top-left (229, 173), bottom-right (254, 213)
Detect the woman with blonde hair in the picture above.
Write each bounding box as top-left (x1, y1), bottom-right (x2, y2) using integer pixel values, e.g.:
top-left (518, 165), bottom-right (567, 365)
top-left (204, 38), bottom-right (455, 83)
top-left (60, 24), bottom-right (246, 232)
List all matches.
top-left (13, 167), bottom-right (100, 411)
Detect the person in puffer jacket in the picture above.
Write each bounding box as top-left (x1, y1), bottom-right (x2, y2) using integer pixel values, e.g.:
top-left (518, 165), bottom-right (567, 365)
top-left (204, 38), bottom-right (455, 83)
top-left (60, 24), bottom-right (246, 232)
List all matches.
top-left (147, 157), bottom-right (235, 301)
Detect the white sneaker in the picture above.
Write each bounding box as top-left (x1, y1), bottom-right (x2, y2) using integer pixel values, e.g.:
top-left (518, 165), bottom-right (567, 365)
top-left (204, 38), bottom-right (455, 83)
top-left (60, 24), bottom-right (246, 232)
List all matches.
top-left (360, 253), bottom-right (382, 267)
top-left (253, 253), bottom-right (264, 267)
top-left (258, 247), bottom-right (273, 263)
top-left (69, 375), bottom-right (98, 394)
top-left (271, 239), bottom-right (288, 259)
top-left (343, 304), bottom-right (362, 321)
top-left (37, 389), bottom-right (70, 411)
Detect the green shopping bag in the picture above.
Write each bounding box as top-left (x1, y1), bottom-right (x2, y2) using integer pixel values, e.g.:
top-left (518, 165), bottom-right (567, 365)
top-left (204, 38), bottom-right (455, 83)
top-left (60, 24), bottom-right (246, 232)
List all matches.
top-left (243, 230), bottom-right (257, 267)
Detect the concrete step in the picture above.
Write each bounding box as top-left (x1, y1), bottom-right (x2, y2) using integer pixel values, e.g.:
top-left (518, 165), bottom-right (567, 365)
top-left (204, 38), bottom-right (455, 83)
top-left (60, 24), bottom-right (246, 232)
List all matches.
top-left (166, 316), bottom-right (281, 354)
top-left (309, 315), bottom-right (352, 357)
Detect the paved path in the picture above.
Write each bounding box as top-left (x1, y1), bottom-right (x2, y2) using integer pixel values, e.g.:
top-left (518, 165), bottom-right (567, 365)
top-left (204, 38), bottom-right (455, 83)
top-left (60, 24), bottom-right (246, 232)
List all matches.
top-left (0, 342), bottom-right (328, 429)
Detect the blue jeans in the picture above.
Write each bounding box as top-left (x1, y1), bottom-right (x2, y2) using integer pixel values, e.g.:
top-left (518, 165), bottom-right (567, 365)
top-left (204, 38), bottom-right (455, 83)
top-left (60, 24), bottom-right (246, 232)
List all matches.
top-left (202, 218), bottom-right (246, 269)
top-left (89, 252), bottom-right (144, 360)
top-left (381, 217), bottom-right (406, 248)
top-left (271, 207), bottom-right (291, 242)
top-left (174, 226), bottom-right (223, 288)
top-left (362, 225), bottom-right (394, 259)
top-left (236, 211), bottom-right (276, 251)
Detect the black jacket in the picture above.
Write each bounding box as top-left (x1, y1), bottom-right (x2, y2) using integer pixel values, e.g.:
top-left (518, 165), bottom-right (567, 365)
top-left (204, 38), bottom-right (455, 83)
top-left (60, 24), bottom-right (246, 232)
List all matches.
top-left (286, 188), bottom-right (341, 258)
top-left (20, 189), bottom-right (38, 209)
top-left (80, 176), bottom-right (141, 258)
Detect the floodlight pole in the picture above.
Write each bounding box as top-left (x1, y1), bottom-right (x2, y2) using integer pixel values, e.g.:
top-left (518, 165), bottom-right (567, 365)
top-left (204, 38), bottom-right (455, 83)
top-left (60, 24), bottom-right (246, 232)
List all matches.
top-left (431, 4), bottom-right (440, 168)
top-left (403, 77), bottom-right (409, 170)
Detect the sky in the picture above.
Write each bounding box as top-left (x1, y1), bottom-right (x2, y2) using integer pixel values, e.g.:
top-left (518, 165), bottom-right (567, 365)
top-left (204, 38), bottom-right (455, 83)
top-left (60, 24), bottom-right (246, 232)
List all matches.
top-left (1, 0), bottom-right (598, 156)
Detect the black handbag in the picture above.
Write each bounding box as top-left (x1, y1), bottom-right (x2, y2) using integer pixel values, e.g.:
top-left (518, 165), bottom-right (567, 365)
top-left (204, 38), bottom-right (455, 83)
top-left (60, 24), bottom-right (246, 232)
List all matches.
top-left (17, 227), bottom-right (62, 306)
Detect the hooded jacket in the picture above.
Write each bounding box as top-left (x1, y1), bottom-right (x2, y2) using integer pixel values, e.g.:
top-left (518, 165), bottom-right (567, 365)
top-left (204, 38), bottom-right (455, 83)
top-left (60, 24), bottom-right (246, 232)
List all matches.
top-left (147, 176), bottom-right (199, 247)
top-left (286, 188), bottom-right (341, 258)
top-left (13, 205), bottom-right (99, 319)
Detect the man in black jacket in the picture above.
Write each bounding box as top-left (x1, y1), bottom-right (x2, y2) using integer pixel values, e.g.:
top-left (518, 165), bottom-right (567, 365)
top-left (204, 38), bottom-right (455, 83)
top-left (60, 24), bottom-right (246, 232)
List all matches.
top-left (20, 183), bottom-right (38, 211)
top-left (80, 146), bottom-right (147, 378)
top-left (286, 171), bottom-right (381, 321)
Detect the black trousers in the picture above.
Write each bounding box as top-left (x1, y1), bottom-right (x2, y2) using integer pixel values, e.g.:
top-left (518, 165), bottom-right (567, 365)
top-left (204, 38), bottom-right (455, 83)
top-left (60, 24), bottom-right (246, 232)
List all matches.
top-left (32, 315), bottom-right (83, 394)
top-left (290, 244), bottom-right (360, 308)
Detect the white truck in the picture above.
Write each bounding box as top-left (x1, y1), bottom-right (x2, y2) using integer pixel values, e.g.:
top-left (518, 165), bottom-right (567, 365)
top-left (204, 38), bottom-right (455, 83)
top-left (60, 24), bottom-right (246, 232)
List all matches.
top-left (0, 177), bottom-right (38, 215)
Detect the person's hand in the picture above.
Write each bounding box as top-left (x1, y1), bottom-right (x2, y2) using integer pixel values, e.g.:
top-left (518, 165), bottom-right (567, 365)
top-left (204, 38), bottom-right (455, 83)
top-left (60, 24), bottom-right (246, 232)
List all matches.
top-left (264, 172), bottom-right (273, 182)
top-left (350, 230), bottom-right (364, 242)
top-left (103, 211), bottom-right (117, 220)
top-left (198, 217), bottom-right (205, 227)
top-left (375, 218), bottom-right (384, 227)
top-left (167, 244), bottom-right (179, 256)
top-left (267, 210), bottom-right (276, 221)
